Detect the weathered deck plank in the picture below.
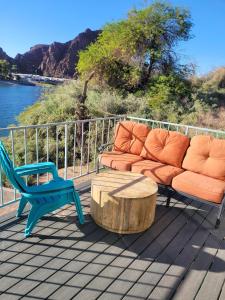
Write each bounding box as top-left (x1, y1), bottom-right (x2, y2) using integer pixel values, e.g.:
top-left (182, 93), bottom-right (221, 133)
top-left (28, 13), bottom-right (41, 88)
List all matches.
top-left (73, 201), bottom-right (185, 299)
top-left (195, 240), bottom-right (225, 300)
top-left (147, 206), bottom-right (221, 300)
top-left (172, 234), bottom-right (219, 300)
top-left (123, 202), bottom-right (204, 300)
top-left (0, 185), bottom-right (224, 300)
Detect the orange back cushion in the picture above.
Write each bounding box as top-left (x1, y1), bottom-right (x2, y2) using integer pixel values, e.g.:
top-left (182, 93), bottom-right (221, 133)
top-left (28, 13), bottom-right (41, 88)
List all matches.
top-left (182, 135), bottom-right (225, 180)
top-left (114, 121), bottom-right (150, 155)
top-left (140, 128), bottom-right (190, 168)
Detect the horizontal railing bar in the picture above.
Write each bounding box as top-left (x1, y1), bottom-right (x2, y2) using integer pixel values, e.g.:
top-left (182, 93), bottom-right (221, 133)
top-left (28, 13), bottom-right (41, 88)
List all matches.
top-left (2, 115), bottom-right (222, 135)
top-left (0, 116), bottom-right (125, 132)
top-left (70, 168), bottom-right (104, 181)
top-left (127, 116), bottom-right (225, 135)
top-left (0, 198), bottom-right (20, 208)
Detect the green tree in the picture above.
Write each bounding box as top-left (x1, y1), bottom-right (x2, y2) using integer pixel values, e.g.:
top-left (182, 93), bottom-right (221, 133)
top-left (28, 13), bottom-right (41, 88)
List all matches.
top-left (146, 73), bottom-right (193, 121)
top-left (148, 73), bottom-right (192, 109)
top-left (11, 64), bottom-right (18, 74)
top-left (77, 1), bottom-right (192, 90)
top-left (0, 60), bottom-right (10, 79)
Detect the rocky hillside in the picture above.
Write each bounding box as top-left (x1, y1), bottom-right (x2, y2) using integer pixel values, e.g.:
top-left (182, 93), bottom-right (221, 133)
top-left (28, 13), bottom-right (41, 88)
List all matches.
top-left (15, 44), bottom-right (49, 75)
top-left (1, 28), bottom-right (100, 78)
top-left (0, 47), bottom-right (14, 64)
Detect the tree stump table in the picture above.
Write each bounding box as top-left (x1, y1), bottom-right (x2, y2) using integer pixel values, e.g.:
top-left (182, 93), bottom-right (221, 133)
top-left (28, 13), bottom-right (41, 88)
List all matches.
top-left (91, 171), bottom-right (158, 234)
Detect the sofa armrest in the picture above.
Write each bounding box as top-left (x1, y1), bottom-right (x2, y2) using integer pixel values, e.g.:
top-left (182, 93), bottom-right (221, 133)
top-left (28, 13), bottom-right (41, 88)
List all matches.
top-left (98, 143), bottom-right (114, 153)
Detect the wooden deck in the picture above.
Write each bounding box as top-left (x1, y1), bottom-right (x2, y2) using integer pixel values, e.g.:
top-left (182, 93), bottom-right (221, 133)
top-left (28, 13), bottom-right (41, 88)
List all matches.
top-left (0, 183), bottom-right (225, 300)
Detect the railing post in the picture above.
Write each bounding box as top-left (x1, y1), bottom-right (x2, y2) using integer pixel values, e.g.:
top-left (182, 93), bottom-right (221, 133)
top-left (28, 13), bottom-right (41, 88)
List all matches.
top-left (101, 119), bottom-right (105, 145)
top-left (56, 126), bottom-right (59, 170)
top-left (80, 122), bottom-right (84, 176)
top-left (94, 120), bottom-right (98, 170)
top-left (11, 130), bottom-right (15, 166)
top-left (46, 126), bottom-right (49, 181)
top-left (24, 128), bottom-right (28, 185)
top-left (73, 123), bottom-right (77, 174)
top-left (87, 121), bottom-right (91, 173)
top-left (11, 130), bottom-right (16, 200)
top-left (35, 128), bottom-right (39, 185)
top-left (64, 124), bottom-right (68, 180)
top-left (0, 166), bottom-right (3, 206)
top-left (107, 119), bottom-right (111, 146)
top-left (24, 128), bottom-right (27, 165)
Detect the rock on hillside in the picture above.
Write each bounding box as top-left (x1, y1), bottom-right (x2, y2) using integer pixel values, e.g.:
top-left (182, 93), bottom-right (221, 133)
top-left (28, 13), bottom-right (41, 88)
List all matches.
top-left (0, 47), bottom-right (14, 64)
top-left (41, 29), bottom-right (100, 78)
top-left (15, 28), bottom-right (100, 78)
top-left (15, 44), bottom-right (49, 74)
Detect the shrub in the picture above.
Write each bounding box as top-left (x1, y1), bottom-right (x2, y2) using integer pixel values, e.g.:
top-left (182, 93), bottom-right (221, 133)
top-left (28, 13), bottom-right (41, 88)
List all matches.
top-left (4, 80), bottom-right (147, 171)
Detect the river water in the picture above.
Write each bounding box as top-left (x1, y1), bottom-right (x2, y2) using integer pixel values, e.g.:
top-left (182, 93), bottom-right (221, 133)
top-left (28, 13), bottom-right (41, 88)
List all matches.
top-left (0, 81), bottom-right (42, 128)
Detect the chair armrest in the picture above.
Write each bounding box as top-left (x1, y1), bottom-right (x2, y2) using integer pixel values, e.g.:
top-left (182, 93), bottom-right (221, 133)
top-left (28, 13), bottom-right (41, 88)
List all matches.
top-left (23, 182), bottom-right (74, 199)
top-left (98, 143), bottom-right (114, 153)
top-left (14, 162), bottom-right (59, 179)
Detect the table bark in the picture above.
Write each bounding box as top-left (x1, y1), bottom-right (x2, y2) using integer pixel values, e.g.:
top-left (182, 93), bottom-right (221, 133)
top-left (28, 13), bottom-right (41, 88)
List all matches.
top-left (91, 171), bottom-right (158, 234)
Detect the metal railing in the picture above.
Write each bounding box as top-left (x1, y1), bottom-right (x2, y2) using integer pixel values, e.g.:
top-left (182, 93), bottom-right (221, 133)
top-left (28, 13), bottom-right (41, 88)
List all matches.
top-left (0, 115), bottom-right (224, 209)
top-left (127, 116), bottom-right (225, 138)
top-left (0, 116), bottom-right (125, 208)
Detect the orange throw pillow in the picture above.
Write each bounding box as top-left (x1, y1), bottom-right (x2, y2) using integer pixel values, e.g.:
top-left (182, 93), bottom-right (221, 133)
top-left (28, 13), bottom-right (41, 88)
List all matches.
top-left (182, 135), bottom-right (225, 180)
top-left (141, 128), bottom-right (190, 168)
top-left (114, 121), bottom-right (150, 155)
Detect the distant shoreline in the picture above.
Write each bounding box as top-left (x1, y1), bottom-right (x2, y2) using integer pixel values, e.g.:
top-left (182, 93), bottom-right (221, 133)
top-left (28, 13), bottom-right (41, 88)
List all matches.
top-left (0, 77), bottom-right (63, 87)
top-left (0, 79), bottom-right (36, 86)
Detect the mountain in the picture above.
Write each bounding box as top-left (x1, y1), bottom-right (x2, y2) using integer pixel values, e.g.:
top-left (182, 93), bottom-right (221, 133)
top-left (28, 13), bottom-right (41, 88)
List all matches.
top-left (1, 28), bottom-right (100, 78)
top-left (15, 44), bottom-right (49, 75)
top-left (0, 47), bottom-right (14, 64)
top-left (40, 28), bottom-right (100, 78)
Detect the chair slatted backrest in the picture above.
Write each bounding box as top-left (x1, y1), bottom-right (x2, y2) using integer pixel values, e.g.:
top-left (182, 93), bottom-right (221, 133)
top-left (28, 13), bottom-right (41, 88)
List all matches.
top-left (0, 141), bottom-right (26, 192)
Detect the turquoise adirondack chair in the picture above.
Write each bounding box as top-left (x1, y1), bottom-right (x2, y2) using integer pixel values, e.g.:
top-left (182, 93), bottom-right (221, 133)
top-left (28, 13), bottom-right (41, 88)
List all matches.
top-left (0, 141), bottom-right (84, 237)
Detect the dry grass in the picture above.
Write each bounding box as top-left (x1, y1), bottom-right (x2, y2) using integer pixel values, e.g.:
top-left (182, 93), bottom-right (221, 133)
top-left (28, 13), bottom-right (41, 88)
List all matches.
top-left (203, 67), bottom-right (225, 89)
top-left (194, 107), bottom-right (225, 130)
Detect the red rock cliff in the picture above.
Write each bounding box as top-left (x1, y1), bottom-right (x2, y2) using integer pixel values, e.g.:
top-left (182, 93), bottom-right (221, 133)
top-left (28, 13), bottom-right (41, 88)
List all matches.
top-left (14, 28), bottom-right (100, 78)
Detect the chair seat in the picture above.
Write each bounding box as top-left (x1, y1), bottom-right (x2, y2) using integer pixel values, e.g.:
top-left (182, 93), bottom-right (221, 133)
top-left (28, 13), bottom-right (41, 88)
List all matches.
top-left (172, 171), bottom-right (225, 204)
top-left (131, 159), bottom-right (184, 185)
top-left (0, 141), bottom-right (84, 237)
top-left (100, 151), bottom-right (143, 171)
top-left (27, 177), bottom-right (74, 194)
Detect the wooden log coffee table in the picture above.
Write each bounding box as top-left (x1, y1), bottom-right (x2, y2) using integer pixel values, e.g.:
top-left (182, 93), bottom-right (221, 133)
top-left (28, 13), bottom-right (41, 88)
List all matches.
top-left (91, 171), bottom-right (158, 234)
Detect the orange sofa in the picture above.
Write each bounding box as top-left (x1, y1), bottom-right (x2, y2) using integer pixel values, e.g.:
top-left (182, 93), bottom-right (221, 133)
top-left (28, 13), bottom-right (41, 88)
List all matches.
top-left (98, 121), bottom-right (225, 228)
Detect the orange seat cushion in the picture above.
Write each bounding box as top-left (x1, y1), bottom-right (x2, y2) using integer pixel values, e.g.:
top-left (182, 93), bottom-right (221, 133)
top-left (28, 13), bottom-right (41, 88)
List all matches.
top-left (140, 128), bottom-right (190, 168)
top-left (100, 151), bottom-right (143, 171)
top-left (182, 135), bottom-right (225, 181)
top-left (131, 160), bottom-right (184, 185)
top-left (114, 121), bottom-right (150, 155)
top-left (172, 171), bottom-right (225, 204)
